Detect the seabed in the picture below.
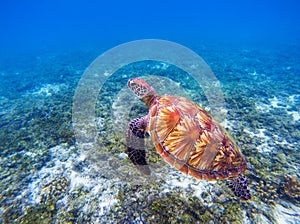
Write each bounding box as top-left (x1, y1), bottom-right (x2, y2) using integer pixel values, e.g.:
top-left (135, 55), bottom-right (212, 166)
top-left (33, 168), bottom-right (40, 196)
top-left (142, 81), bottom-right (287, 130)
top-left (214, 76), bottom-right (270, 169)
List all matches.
top-left (0, 44), bottom-right (299, 223)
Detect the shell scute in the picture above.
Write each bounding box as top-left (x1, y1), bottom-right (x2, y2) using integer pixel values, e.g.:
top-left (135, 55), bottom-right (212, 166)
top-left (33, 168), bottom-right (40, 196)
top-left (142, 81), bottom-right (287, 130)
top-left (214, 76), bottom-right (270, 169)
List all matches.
top-left (174, 97), bottom-right (199, 116)
top-left (164, 115), bottom-right (200, 161)
top-left (195, 108), bottom-right (214, 131)
top-left (149, 97), bottom-right (181, 143)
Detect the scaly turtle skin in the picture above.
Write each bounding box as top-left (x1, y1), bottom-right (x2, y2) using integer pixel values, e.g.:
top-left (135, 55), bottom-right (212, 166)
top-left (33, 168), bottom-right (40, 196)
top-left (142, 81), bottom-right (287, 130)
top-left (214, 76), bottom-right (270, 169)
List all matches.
top-left (126, 78), bottom-right (251, 200)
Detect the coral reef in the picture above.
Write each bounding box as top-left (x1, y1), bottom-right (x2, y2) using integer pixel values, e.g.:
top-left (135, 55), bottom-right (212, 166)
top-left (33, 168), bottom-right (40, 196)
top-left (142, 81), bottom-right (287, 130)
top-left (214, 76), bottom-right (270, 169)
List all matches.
top-left (40, 176), bottom-right (70, 204)
top-left (279, 175), bottom-right (300, 204)
top-left (105, 183), bottom-right (248, 223)
top-left (1, 45), bottom-right (300, 223)
top-left (254, 179), bottom-right (278, 205)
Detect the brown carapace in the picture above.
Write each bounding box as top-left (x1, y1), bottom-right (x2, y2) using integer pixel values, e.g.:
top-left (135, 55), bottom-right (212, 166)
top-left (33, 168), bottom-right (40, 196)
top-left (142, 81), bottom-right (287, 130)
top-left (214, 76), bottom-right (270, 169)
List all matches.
top-left (126, 78), bottom-right (251, 200)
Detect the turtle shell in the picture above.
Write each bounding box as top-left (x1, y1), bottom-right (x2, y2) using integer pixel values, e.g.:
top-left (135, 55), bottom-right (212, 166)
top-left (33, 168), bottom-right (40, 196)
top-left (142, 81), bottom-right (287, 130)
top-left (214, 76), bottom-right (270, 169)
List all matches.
top-left (148, 95), bottom-right (247, 181)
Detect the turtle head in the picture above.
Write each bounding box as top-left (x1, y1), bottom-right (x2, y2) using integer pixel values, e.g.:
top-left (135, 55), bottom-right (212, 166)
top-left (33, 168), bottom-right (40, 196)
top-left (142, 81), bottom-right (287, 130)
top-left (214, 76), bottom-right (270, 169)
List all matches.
top-left (127, 78), bottom-right (159, 108)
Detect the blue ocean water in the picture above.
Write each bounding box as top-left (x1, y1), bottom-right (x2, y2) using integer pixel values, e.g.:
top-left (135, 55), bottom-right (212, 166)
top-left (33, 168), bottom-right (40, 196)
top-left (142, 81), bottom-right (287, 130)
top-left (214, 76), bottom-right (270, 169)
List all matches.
top-left (0, 1), bottom-right (300, 223)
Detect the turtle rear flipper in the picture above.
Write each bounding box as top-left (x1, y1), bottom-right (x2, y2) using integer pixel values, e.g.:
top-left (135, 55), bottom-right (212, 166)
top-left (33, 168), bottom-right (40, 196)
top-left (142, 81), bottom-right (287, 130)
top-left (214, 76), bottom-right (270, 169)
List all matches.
top-left (226, 175), bottom-right (251, 200)
top-left (126, 116), bottom-right (151, 175)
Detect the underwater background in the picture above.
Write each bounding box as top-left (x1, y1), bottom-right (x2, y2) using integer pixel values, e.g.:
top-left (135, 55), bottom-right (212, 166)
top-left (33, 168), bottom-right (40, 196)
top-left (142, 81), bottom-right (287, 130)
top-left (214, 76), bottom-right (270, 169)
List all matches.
top-left (0, 0), bottom-right (300, 223)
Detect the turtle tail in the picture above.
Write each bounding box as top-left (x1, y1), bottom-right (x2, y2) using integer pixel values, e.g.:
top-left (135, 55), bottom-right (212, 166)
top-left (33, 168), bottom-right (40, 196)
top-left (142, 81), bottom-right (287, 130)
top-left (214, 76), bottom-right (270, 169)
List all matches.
top-left (226, 175), bottom-right (251, 200)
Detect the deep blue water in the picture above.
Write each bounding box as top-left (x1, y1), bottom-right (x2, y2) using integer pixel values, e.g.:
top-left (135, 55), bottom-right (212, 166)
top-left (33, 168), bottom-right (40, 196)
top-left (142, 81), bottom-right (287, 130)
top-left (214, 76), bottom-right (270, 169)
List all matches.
top-left (1, 1), bottom-right (300, 223)
top-left (1, 0), bottom-right (300, 56)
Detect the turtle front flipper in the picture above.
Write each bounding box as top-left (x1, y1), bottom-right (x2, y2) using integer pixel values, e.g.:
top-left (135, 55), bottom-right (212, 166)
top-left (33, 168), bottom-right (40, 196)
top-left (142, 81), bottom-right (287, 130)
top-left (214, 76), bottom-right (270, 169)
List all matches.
top-left (126, 116), bottom-right (151, 175)
top-left (226, 175), bottom-right (251, 200)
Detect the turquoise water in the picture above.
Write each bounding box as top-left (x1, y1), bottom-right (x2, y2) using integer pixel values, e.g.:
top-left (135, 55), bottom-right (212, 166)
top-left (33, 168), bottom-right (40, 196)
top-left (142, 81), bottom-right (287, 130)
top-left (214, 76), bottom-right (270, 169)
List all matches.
top-left (1, 1), bottom-right (300, 223)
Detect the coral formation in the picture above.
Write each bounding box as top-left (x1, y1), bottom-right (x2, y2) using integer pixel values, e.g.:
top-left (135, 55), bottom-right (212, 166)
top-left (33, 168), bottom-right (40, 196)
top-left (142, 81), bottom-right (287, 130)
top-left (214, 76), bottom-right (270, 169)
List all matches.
top-left (40, 176), bottom-right (70, 204)
top-left (254, 179), bottom-right (278, 205)
top-left (1, 46), bottom-right (300, 223)
top-left (106, 183), bottom-right (247, 223)
top-left (279, 175), bottom-right (300, 203)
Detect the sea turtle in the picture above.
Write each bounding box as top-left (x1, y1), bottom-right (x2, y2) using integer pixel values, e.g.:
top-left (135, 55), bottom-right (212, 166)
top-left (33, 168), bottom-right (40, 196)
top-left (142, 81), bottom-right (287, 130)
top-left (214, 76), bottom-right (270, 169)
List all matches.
top-left (126, 78), bottom-right (251, 200)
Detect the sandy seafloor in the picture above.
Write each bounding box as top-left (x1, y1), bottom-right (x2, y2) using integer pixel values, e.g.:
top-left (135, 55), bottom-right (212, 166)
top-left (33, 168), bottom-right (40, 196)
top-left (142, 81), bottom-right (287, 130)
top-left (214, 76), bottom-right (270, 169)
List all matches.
top-left (0, 42), bottom-right (299, 223)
